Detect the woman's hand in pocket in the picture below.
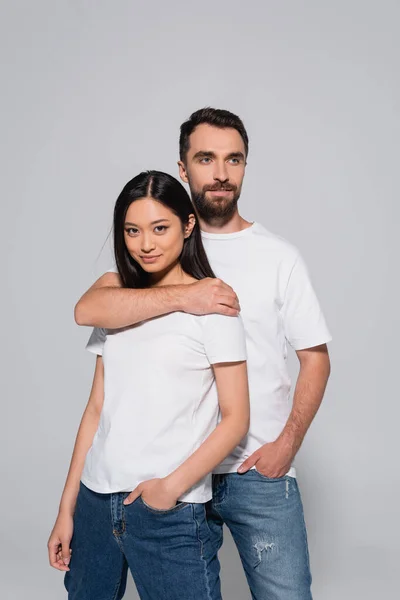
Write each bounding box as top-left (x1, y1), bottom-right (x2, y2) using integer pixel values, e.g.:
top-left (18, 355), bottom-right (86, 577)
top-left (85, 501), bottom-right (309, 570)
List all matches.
top-left (123, 477), bottom-right (179, 510)
top-left (48, 512), bottom-right (73, 571)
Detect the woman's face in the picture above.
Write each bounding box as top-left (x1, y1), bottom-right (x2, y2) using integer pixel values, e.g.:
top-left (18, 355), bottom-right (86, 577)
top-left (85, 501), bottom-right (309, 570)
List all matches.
top-left (124, 197), bottom-right (195, 275)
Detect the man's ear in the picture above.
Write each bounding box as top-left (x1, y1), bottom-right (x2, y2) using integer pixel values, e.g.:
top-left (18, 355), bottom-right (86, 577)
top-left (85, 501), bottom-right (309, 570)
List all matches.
top-left (178, 160), bottom-right (189, 184)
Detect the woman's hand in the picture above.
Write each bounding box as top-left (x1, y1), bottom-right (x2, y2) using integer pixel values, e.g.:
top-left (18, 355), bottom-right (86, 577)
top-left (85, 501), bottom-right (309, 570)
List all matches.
top-left (48, 512), bottom-right (73, 571)
top-left (123, 477), bottom-right (179, 510)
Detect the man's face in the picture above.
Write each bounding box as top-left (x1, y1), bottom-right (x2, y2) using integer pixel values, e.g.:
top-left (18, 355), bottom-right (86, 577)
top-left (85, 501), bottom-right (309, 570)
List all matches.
top-left (178, 124), bottom-right (246, 226)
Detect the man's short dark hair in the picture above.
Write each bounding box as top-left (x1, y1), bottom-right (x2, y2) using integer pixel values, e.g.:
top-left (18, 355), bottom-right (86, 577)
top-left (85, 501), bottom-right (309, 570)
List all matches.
top-left (179, 107), bottom-right (249, 162)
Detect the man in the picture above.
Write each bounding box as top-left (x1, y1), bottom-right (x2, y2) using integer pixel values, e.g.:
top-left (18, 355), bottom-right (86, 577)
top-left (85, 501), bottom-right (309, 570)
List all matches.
top-left (75, 108), bottom-right (331, 599)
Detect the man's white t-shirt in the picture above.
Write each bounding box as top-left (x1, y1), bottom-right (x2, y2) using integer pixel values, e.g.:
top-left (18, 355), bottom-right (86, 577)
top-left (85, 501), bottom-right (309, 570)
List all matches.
top-left (200, 222), bottom-right (332, 477)
top-left (81, 312), bottom-right (247, 502)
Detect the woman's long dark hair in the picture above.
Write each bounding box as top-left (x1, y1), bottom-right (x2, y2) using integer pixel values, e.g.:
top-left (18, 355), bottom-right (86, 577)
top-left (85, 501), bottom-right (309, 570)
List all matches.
top-left (114, 170), bottom-right (216, 288)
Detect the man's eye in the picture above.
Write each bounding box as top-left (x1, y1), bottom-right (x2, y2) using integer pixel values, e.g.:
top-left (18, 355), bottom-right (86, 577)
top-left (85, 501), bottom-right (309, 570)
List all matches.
top-left (200, 158), bottom-right (211, 164)
top-left (229, 158), bottom-right (240, 164)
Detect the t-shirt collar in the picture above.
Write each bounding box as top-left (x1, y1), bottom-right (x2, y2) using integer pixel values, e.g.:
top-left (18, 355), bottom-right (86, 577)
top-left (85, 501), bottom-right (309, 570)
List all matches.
top-left (201, 222), bottom-right (257, 240)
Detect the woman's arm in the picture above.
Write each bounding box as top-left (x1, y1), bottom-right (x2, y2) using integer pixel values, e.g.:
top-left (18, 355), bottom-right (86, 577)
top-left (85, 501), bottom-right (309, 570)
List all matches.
top-left (58, 356), bottom-right (104, 515)
top-left (48, 356), bottom-right (104, 570)
top-left (165, 361), bottom-right (250, 496)
top-left (125, 360), bottom-right (250, 508)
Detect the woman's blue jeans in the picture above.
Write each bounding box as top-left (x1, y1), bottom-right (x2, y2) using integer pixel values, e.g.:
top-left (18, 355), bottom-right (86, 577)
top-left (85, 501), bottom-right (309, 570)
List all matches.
top-left (64, 482), bottom-right (221, 600)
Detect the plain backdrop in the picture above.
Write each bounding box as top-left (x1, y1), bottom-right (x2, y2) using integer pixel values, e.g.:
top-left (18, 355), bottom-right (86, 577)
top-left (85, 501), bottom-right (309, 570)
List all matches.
top-left (1, 1), bottom-right (399, 598)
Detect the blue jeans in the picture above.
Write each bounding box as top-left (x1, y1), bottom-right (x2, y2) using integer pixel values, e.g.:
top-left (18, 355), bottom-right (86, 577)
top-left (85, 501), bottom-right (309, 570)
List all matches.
top-left (206, 470), bottom-right (313, 600)
top-left (64, 482), bottom-right (221, 600)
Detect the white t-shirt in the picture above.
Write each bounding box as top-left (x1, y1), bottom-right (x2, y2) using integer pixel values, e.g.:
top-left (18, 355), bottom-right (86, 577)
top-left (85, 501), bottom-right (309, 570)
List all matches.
top-left (81, 312), bottom-right (247, 501)
top-left (200, 222), bottom-right (332, 477)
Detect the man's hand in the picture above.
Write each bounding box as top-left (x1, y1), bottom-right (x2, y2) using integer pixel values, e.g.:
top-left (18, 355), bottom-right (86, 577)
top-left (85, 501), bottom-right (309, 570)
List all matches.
top-left (181, 278), bottom-right (240, 317)
top-left (75, 274), bottom-right (240, 328)
top-left (237, 438), bottom-right (296, 478)
top-left (123, 478), bottom-right (179, 511)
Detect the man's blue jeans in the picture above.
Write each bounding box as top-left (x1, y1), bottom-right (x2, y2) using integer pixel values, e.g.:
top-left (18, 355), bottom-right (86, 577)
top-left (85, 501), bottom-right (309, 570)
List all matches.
top-left (206, 470), bottom-right (313, 600)
top-left (64, 482), bottom-right (221, 600)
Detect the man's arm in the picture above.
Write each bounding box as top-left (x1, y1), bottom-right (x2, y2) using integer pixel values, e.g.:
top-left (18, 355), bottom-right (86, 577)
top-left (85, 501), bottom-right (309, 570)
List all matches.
top-left (275, 344), bottom-right (331, 463)
top-left (74, 271), bottom-right (240, 329)
top-left (238, 344), bottom-right (331, 476)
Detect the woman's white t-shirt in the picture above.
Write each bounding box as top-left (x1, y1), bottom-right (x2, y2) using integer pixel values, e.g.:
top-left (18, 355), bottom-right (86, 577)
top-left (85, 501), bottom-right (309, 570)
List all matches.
top-left (81, 312), bottom-right (247, 502)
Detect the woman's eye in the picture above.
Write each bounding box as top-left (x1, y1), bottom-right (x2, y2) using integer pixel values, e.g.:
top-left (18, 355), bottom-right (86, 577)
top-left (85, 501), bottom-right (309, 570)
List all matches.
top-left (125, 228), bottom-right (138, 236)
top-left (154, 226), bottom-right (168, 233)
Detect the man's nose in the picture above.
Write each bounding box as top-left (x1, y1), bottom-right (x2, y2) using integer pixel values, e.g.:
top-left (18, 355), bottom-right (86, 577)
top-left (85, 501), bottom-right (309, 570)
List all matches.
top-left (213, 161), bottom-right (229, 183)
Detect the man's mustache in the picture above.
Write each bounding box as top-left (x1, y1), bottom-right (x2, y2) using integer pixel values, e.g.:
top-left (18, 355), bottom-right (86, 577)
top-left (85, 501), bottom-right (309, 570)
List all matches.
top-left (203, 183), bottom-right (237, 192)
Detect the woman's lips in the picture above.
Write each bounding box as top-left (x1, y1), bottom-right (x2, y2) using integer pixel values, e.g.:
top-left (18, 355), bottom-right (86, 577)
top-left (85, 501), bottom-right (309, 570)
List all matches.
top-left (140, 255), bottom-right (162, 263)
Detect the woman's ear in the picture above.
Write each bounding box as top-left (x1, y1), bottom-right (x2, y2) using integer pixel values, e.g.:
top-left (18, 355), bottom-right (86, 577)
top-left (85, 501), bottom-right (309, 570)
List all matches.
top-left (184, 214), bottom-right (196, 238)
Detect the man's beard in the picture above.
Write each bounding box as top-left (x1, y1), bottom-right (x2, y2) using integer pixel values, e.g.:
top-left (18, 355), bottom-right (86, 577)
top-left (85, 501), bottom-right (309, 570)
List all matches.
top-left (190, 182), bottom-right (241, 226)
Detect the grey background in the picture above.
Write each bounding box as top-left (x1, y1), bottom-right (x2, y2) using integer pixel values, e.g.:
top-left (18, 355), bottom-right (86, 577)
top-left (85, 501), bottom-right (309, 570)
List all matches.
top-left (1, 1), bottom-right (399, 598)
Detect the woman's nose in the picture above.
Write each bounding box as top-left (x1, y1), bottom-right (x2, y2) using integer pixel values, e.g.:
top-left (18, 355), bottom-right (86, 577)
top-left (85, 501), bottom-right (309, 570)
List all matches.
top-left (141, 234), bottom-right (156, 252)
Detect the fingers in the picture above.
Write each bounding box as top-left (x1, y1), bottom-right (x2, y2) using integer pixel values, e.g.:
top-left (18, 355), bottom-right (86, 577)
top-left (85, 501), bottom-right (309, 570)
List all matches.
top-left (237, 452), bottom-right (259, 474)
top-left (211, 278), bottom-right (237, 297)
top-left (216, 305), bottom-right (240, 317)
top-left (48, 540), bottom-right (59, 568)
top-left (62, 540), bottom-right (71, 567)
top-left (193, 278), bottom-right (240, 316)
top-left (216, 294), bottom-right (241, 311)
top-left (48, 540), bottom-right (71, 571)
top-left (211, 280), bottom-right (240, 312)
top-left (212, 278), bottom-right (233, 293)
top-left (123, 486), bottom-right (141, 506)
top-left (57, 546), bottom-right (72, 571)
top-left (214, 279), bottom-right (236, 296)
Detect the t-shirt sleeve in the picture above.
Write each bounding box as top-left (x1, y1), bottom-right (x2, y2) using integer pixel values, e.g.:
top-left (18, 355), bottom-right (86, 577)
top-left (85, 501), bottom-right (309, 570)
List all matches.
top-left (106, 265), bottom-right (118, 274)
top-left (86, 327), bottom-right (107, 356)
top-left (281, 253), bottom-right (332, 350)
top-left (202, 314), bottom-right (247, 365)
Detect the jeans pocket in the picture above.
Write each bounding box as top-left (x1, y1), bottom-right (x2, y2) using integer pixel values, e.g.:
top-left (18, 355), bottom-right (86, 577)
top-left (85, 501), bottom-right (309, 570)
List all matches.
top-left (139, 496), bottom-right (190, 515)
top-left (254, 466), bottom-right (287, 481)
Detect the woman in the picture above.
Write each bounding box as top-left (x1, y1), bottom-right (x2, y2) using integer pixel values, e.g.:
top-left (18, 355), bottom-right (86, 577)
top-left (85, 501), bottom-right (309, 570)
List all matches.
top-left (48, 171), bottom-right (250, 600)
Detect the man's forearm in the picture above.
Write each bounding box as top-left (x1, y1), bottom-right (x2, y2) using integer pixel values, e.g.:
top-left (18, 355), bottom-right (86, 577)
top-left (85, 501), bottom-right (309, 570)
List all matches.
top-left (75, 284), bottom-right (185, 329)
top-left (75, 272), bottom-right (239, 329)
top-left (278, 346), bottom-right (331, 454)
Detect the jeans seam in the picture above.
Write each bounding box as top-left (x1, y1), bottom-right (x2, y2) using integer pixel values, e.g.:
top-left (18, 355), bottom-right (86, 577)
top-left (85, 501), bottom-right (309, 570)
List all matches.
top-left (300, 506), bottom-right (312, 588)
top-left (209, 502), bottom-right (224, 527)
top-left (212, 473), bottom-right (227, 506)
top-left (203, 509), bottom-right (213, 538)
top-left (193, 505), bottom-right (213, 600)
top-left (111, 564), bottom-right (125, 600)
